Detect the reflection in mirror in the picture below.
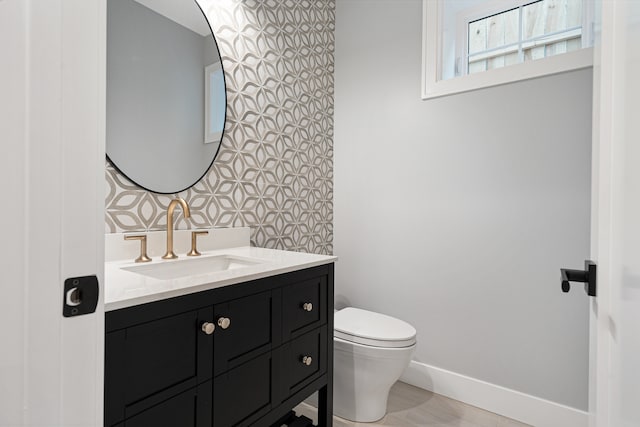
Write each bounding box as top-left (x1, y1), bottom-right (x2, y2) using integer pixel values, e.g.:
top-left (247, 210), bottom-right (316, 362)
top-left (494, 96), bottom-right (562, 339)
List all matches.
top-left (107, 0), bottom-right (226, 194)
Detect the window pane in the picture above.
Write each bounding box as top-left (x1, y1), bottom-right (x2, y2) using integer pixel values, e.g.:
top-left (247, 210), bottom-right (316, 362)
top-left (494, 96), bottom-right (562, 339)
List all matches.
top-left (552, 0), bottom-right (579, 33)
top-left (566, 0), bottom-right (583, 27)
top-left (524, 46), bottom-right (546, 62)
top-left (523, 1), bottom-right (545, 40)
top-left (487, 8), bottom-right (518, 70)
top-left (468, 18), bottom-right (487, 55)
top-left (468, 7), bottom-right (518, 54)
top-left (522, 0), bottom-right (583, 38)
top-left (489, 8), bottom-right (519, 47)
top-left (468, 7), bottom-right (519, 73)
top-left (468, 60), bottom-right (487, 74)
top-left (522, 0), bottom-right (583, 62)
top-left (504, 52), bottom-right (519, 66)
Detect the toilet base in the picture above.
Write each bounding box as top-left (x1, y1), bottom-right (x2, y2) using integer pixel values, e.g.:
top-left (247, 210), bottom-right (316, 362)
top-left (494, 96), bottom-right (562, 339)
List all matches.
top-left (333, 380), bottom-right (389, 422)
top-left (332, 338), bottom-right (415, 423)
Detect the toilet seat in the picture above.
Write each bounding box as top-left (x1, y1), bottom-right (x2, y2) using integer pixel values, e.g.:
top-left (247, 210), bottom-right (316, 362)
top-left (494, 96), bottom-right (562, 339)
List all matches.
top-left (334, 307), bottom-right (417, 348)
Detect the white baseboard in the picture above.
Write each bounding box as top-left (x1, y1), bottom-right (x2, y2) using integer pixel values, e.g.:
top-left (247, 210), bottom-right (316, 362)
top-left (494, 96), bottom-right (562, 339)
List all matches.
top-left (400, 361), bottom-right (588, 427)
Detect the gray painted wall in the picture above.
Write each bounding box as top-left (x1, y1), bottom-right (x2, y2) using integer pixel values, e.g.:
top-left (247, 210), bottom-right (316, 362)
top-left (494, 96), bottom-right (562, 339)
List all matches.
top-left (334, 0), bottom-right (591, 410)
top-left (105, 0), bottom-right (335, 257)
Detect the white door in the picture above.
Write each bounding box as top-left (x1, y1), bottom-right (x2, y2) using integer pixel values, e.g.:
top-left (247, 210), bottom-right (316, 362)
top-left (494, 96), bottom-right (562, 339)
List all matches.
top-left (0, 0), bottom-right (105, 426)
top-left (590, 0), bottom-right (640, 426)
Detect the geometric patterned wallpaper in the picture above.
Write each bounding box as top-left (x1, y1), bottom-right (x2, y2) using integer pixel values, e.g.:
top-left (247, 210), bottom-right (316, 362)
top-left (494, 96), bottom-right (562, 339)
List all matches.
top-left (105, 0), bottom-right (335, 255)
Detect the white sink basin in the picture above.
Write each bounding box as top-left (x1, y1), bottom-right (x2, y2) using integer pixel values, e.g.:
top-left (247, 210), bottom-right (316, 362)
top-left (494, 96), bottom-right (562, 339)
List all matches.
top-left (121, 254), bottom-right (265, 280)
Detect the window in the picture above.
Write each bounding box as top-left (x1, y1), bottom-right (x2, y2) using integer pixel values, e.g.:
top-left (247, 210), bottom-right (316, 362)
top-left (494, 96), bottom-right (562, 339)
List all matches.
top-left (422, 0), bottom-right (594, 99)
top-left (205, 62), bottom-right (225, 144)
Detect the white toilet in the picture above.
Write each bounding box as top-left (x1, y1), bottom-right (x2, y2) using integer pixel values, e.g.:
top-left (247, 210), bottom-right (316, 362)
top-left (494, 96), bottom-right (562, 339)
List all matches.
top-left (333, 307), bottom-right (416, 422)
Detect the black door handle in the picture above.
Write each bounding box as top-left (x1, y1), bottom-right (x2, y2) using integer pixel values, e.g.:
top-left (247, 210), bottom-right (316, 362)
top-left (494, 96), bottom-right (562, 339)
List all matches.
top-left (561, 260), bottom-right (596, 297)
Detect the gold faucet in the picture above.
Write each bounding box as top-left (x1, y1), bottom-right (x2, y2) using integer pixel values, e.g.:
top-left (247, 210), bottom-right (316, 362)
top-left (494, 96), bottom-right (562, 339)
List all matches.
top-left (162, 197), bottom-right (191, 259)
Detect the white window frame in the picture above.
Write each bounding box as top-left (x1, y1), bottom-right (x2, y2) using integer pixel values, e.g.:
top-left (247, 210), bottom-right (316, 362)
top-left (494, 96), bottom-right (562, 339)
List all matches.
top-left (422, 0), bottom-right (594, 100)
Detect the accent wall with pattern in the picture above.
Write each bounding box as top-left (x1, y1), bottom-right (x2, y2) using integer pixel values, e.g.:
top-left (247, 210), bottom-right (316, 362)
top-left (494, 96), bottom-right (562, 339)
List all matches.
top-left (105, 0), bottom-right (335, 255)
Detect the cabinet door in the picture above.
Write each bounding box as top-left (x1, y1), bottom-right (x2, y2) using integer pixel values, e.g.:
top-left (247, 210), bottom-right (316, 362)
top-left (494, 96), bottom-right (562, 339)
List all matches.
top-left (282, 276), bottom-right (327, 341)
top-left (123, 381), bottom-right (212, 427)
top-left (213, 352), bottom-right (273, 427)
top-left (105, 308), bottom-right (213, 425)
top-left (213, 291), bottom-right (272, 375)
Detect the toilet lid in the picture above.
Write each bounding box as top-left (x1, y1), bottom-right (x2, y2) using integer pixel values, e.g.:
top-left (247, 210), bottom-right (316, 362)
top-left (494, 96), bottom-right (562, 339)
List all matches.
top-left (334, 307), bottom-right (417, 348)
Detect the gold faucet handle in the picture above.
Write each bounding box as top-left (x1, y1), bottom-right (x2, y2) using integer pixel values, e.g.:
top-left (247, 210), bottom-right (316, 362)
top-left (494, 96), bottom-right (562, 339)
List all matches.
top-left (187, 231), bottom-right (209, 257)
top-left (124, 234), bottom-right (152, 263)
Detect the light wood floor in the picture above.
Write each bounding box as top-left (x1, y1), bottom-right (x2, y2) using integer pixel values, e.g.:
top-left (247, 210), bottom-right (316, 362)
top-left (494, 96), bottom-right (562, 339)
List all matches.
top-left (294, 382), bottom-right (532, 427)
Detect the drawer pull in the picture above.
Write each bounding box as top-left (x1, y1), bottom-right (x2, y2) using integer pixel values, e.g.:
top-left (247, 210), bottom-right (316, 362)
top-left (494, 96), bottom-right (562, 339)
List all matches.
top-left (302, 302), bottom-right (313, 312)
top-left (217, 317), bottom-right (231, 329)
top-left (201, 322), bottom-right (215, 335)
top-left (301, 356), bottom-right (313, 366)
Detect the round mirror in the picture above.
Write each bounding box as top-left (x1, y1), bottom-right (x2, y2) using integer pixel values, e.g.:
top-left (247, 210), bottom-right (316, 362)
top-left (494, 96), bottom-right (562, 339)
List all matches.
top-left (106, 0), bottom-right (225, 194)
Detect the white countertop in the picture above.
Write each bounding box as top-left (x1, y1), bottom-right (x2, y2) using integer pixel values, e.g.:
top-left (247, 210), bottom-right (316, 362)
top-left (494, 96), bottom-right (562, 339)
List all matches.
top-left (104, 246), bottom-right (336, 311)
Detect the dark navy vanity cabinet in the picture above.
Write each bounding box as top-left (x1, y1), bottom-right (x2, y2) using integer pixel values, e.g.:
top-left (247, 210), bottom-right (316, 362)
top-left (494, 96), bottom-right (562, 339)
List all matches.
top-left (105, 264), bottom-right (334, 427)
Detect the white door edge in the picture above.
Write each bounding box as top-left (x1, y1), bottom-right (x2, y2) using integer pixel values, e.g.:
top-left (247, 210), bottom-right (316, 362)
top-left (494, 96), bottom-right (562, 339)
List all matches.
top-left (0, 0), bottom-right (106, 425)
top-left (590, 1), bottom-right (640, 426)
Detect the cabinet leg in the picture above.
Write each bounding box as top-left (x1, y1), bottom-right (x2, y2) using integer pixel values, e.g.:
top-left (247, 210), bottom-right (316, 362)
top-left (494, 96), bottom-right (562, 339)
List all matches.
top-left (319, 264), bottom-right (334, 427)
top-left (317, 384), bottom-right (333, 427)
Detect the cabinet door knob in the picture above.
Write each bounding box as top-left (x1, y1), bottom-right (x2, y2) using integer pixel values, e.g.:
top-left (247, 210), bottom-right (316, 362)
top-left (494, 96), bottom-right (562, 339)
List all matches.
top-left (217, 317), bottom-right (231, 329)
top-left (302, 302), bottom-right (313, 312)
top-left (201, 322), bottom-right (215, 335)
top-left (302, 356), bottom-right (313, 366)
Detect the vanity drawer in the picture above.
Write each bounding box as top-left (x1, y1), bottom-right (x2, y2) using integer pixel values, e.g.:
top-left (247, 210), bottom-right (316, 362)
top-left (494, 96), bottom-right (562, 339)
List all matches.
top-left (213, 290), bottom-right (273, 375)
top-left (282, 276), bottom-right (327, 340)
top-left (281, 327), bottom-right (327, 397)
